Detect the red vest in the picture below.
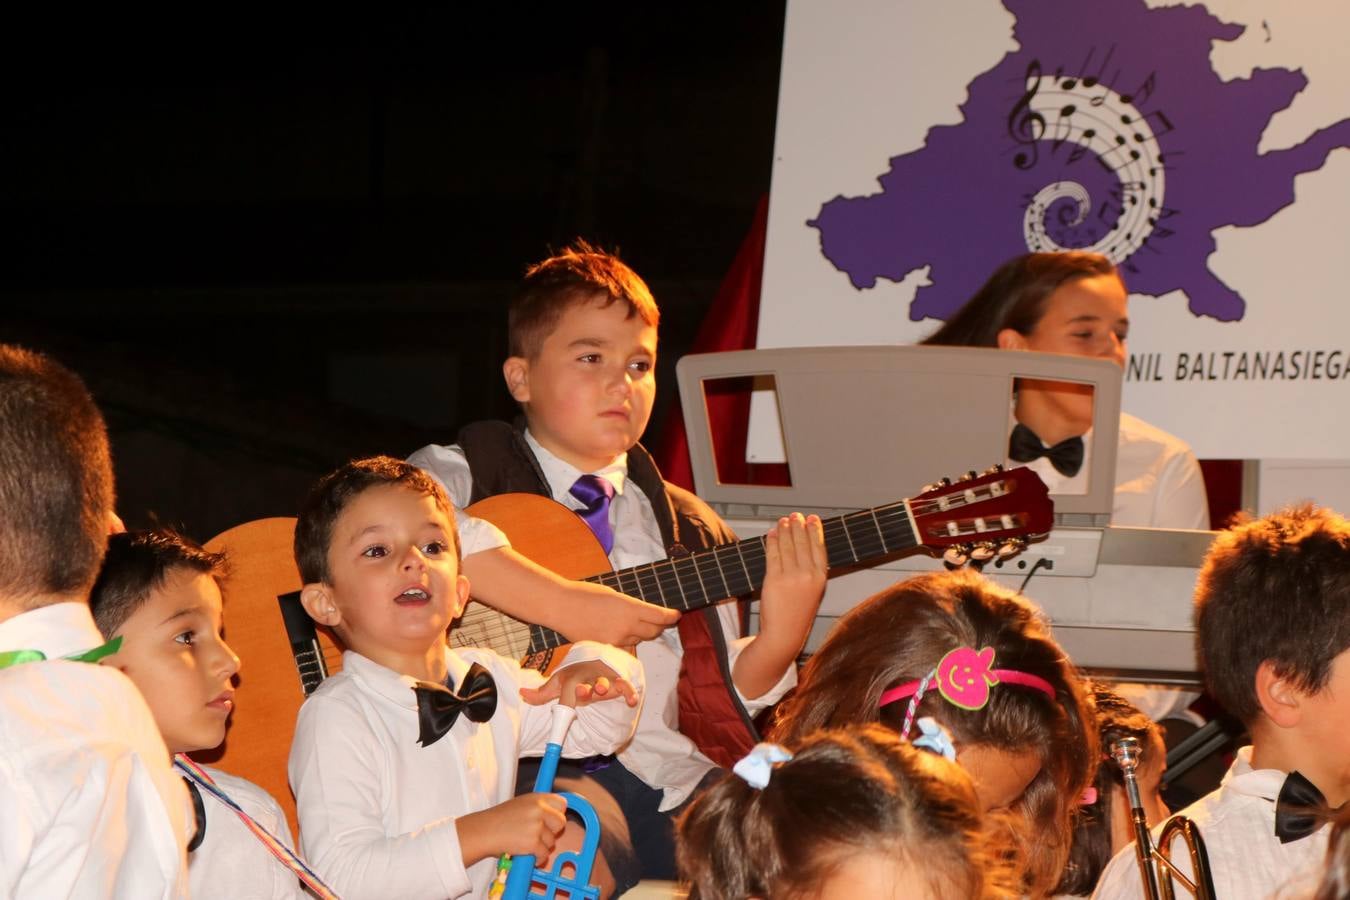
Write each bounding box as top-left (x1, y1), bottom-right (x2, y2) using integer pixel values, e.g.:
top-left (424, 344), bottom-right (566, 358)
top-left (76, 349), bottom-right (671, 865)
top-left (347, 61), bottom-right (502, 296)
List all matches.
top-left (456, 420), bottom-right (757, 769)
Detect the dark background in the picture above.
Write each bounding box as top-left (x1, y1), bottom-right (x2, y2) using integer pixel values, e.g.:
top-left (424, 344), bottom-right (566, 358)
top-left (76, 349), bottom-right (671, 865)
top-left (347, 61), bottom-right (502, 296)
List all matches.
top-left (0, 7), bottom-right (787, 539)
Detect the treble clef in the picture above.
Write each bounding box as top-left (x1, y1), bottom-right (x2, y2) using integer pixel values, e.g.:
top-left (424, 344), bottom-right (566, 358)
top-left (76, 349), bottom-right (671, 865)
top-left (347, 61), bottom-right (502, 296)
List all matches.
top-left (1007, 59), bottom-right (1046, 170)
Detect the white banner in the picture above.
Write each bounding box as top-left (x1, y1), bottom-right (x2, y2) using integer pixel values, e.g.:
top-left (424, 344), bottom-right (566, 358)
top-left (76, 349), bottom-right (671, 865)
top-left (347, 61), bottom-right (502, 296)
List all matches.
top-left (759, 0), bottom-right (1350, 459)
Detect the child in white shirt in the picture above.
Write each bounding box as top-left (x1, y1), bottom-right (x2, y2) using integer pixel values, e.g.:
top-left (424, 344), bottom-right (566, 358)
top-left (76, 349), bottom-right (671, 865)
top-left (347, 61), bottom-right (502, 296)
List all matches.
top-left (0, 343), bottom-right (189, 898)
top-left (91, 527), bottom-right (321, 899)
top-left (1094, 506), bottom-right (1350, 899)
top-left (288, 456), bottom-right (644, 900)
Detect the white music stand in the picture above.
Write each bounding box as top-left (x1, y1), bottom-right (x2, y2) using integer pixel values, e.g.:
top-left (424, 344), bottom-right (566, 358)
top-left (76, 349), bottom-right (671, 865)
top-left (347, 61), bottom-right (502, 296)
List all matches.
top-left (676, 345), bottom-right (1122, 527)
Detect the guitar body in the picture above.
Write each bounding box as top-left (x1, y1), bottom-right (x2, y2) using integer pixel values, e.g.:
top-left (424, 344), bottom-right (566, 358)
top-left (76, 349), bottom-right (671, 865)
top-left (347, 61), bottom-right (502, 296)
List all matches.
top-left (454, 494), bottom-right (614, 666)
top-left (202, 517), bottom-right (342, 841)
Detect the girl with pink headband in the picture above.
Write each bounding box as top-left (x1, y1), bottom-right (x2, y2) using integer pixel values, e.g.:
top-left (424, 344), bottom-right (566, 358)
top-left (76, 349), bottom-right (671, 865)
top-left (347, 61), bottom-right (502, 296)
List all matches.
top-left (771, 569), bottom-right (1097, 899)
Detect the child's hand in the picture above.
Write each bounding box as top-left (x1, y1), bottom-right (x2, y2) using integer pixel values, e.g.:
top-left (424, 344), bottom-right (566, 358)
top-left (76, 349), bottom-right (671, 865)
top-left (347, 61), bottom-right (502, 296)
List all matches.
top-left (456, 793), bottom-right (567, 866)
top-left (731, 513), bottom-right (828, 700)
top-left (564, 580), bottom-right (681, 645)
top-left (758, 513), bottom-right (828, 647)
top-left (519, 660), bottom-right (640, 708)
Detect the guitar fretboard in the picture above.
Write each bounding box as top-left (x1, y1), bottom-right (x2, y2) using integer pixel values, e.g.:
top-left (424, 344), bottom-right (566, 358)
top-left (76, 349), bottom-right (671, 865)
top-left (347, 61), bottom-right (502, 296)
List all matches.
top-left (524, 500), bottom-right (919, 653)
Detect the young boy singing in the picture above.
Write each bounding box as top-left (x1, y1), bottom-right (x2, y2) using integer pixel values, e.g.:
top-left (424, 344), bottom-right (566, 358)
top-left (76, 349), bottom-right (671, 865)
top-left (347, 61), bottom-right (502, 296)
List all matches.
top-left (288, 456), bottom-right (645, 899)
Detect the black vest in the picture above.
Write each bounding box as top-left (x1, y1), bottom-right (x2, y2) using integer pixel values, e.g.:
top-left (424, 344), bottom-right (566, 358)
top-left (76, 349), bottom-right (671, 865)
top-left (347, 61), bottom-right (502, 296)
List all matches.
top-left (455, 419), bottom-right (759, 765)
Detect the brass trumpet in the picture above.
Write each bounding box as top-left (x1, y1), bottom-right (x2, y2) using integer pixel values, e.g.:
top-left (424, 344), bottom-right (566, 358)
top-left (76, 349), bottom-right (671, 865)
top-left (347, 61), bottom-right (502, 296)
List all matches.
top-left (1110, 737), bottom-right (1217, 900)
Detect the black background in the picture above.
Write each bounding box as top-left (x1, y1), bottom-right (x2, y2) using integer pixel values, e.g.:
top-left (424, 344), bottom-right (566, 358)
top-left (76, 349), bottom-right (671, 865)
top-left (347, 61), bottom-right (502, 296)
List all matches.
top-left (0, 7), bottom-right (787, 538)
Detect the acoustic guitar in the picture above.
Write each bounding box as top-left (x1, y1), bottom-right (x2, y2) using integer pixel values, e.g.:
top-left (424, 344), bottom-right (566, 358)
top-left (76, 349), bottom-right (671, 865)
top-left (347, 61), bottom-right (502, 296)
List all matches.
top-left (451, 465), bottom-right (1052, 671)
top-left (201, 465), bottom-right (1050, 833)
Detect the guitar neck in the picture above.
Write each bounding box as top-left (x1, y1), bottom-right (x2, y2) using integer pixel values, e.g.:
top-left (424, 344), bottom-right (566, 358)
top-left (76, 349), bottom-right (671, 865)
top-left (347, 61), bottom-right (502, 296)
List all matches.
top-left (526, 500), bottom-right (919, 653)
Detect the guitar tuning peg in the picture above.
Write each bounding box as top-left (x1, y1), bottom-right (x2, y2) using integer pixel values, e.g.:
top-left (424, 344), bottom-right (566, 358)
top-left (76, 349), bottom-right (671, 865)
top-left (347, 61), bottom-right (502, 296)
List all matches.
top-left (923, 476), bottom-right (955, 493)
top-left (943, 544), bottom-right (971, 568)
top-left (996, 538), bottom-right (1027, 559)
top-left (969, 541), bottom-right (997, 562)
top-left (959, 470), bottom-right (978, 482)
top-left (982, 463), bottom-right (1005, 475)
top-left (940, 476), bottom-right (953, 486)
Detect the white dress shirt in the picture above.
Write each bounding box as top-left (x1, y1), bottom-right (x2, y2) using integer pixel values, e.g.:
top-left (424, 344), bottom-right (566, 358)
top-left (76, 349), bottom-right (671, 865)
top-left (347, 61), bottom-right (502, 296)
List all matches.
top-left (0, 602), bottom-right (190, 899)
top-left (188, 764), bottom-right (306, 899)
top-left (1010, 412), bottom-right (1210, 529)
top-left (1091, 747), bottom-right (1330, 900)
top-left (410, 432), bottom-right (797, 810)
top-left (289, 641), bottom-right (642, 900)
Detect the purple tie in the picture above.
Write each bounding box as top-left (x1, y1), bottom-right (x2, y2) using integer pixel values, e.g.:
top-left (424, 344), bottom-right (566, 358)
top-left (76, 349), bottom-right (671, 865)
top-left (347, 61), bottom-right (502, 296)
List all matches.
top-left (569, 474), bottom-right (616, 554)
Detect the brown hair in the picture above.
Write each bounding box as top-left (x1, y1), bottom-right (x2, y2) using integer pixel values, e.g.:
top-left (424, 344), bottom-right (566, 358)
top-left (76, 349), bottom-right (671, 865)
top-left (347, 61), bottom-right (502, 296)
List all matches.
top-left (1314, 806), bottom-right (1350, 900)
top-left (508, 239), bottom-right (660, 359)
top-left (0, 344), bottom-right (115, 604)
top-left (922, 252), bottom-right (1120, 348)
top-left (676, 725), bottom-right (1014, 900)
top-left (294, 455), bottom-right (461, 585)
top-left (770, 569), bottom-right (1097, 898)
top-left (1054, 683), bottom-right (1161, 896)
top-left (88, 529), bottom-right (226, 639)
top-left (1195, 504), bottom-right (1350, 724)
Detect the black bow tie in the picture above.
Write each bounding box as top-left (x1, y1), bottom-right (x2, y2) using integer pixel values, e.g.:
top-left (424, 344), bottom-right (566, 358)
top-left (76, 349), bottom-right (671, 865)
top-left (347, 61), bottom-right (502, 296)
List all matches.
top-left (1008, 423), bottom-right (1085, 478)
top-left (412, 662), bottom-right (498, 747)
top-left (1274, 770), bottom-right (1343, 844)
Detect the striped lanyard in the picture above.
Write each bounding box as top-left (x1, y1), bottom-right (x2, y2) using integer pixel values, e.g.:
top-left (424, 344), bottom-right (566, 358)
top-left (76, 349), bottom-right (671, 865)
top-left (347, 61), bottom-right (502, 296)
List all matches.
top-left (173, 754), bottom-right (341, 900)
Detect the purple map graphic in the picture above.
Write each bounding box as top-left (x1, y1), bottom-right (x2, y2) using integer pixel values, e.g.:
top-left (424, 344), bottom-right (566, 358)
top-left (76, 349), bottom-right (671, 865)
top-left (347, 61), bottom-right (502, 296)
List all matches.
top-left (808, 0), bottom-right (1350, 322)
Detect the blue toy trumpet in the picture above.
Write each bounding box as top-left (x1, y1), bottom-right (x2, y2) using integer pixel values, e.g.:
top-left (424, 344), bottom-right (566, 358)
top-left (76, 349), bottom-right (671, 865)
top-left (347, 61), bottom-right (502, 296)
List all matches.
top-left (494, 705), bottom-right (603, 900)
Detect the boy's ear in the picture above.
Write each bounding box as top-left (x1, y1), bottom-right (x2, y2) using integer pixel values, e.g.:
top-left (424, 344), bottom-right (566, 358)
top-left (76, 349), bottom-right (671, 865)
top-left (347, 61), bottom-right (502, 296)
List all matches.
top-left (996, 328), bottom-right (1027, 351)
top-left (300, 583), bottom-right (342, 628)
top-left (1254, 660), bottom-right (1302, 728)
top-left (502, 357), bottom-right (531, 403)
top-left (450, 573), bottom-right (471, 620)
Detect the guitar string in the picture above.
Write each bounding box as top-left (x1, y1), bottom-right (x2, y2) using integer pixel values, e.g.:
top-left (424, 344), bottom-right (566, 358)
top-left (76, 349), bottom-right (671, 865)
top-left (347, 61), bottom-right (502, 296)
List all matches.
top-left (526, 509), bottom-right (923, 649)
top-left (491, 484), bottom-right (1033, 654)
top-left (490, 501), bottom-right (1009, 647)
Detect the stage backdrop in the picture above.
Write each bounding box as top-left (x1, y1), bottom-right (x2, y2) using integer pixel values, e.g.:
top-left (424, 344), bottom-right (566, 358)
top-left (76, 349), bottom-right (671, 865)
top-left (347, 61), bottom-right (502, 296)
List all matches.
top-left (755, 0), bottom-right (1350, 461)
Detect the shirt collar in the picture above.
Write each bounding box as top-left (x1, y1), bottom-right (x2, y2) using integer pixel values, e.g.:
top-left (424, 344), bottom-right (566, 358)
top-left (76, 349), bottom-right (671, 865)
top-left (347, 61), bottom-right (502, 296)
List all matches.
top-left (341, 646), bottom-right (480, 710)
top-left (0, 602), bottom-right (107, 659)
top-left (523, 429), bottom-right (628, 501)
top-left (1221, 745), bottom-right (1289, 801)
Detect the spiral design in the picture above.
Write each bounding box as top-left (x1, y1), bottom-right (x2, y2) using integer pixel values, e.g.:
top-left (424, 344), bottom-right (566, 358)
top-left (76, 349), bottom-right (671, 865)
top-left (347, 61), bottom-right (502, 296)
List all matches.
top-left (1016, 71), bottom-right (1168, 263)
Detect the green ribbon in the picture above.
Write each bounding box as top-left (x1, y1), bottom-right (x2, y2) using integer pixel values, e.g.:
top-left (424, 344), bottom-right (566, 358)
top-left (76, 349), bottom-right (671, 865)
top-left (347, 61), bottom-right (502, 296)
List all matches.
top-left (0, 649), bottom-right (45, 669)
top-left (0, 635), bottom-right (122, 671)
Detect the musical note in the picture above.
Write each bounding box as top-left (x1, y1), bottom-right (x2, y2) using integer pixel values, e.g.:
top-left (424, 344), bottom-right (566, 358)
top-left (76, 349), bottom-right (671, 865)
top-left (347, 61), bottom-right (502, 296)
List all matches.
top-left (1046, 106), bottom-right (1076, 156)
top-left (1007, 59), bottom-right (1046, 169)
top-left (1120, 72), bottom-right (1157, 107)
top-left (1140, 109), bottom-right (1174, 139)
top-left (1064, 126), bottom-right (1098, 164)
top-left (1085, 46), bottom-right (1115, 89)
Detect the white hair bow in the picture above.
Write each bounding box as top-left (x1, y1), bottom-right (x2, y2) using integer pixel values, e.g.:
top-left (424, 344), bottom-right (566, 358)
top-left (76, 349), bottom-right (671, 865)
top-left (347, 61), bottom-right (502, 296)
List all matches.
top-left (912, 717), bottom-right (958, 761)
top-left (732, 742), bottom-right (794, 789)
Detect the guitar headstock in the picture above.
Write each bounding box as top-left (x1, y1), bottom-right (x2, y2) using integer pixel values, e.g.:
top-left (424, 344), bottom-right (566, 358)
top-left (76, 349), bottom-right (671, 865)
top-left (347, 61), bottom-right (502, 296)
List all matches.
top-left (909, 465), bottom-right (1053, 566)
